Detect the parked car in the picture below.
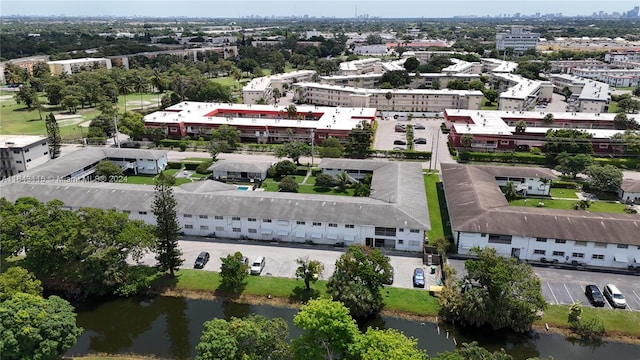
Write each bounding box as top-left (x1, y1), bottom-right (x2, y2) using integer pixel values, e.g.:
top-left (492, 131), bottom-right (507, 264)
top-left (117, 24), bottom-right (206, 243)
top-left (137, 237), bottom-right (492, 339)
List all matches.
top-left (603, 284), bottom-right (627, 308)
top-left (193, 251), bottom-right (210, 269)
top-left (384, 266), bottom-right (394, 285)
top-left (393, 146), bottom-right (405, 151)
top-left (413, 123), bottom-right (426, 129)
top-left (413, 138), bottom-right (427, 144)
top-left (394, 125), bottom-right (406, 133)
top-left (240, 256), bottom-right (249, 267)
top-left (393, 139), bottom-right (407, 145)
top-left (413, 268), bottom-right (425, 288)
top-left (250, 256), bottom-right (266, 275)
top-left (584, 285), bottom-right (605, 307)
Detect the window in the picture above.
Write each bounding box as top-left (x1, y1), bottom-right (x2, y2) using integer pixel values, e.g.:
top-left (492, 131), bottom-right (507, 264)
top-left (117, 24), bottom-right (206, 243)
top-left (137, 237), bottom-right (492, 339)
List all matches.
top-left (594, 242), bottom-right (607, 248)
top-left (232, 228), bottom-right (241, 233)
top-left (592, 254), bottom-right (604, 260)
top-left (215, 216), bottom-right (223, 220)
top-left (139, 211), bottom-right (147, 215)
top-left (488, 234), bottom-right (512, 244)
top-left (534, 249), bottom-right (545, 255)
top-left (232, 216), bottom-right (240, 221)
top-left (536, 237), bottom-right (547, 242)
top-left (574, 241), bottom-right (586, 246)
top-left (313, 222), bottom-right (322, 226)
top-left (328, 223), bottom-right (337, 228)
top-left (215, 226), bottom-right (224, 231)
top-left (555, 239), bottom-right (566, 244)
top-left (184, 214), bottom-right (192, 218)
top-left (123, 210), bottom-right (131, 214)
top-left (248, 229), bottom-right (257, 234)
top-left (263, 219), bottom-right (272, 223)
top-left (248, 218), bottom-right (257, 222)
top-left (345, 224), bottom-right (354, 229)
top-left (399, 228), bottom-right (404, 232)
top-left (374, 227), bottom-right (397, 237)
top-left (398, 239), bottom-right (404, 245)
top-left (199, 215), bottom-right (208, 219)
top-left (184, 224), bottom-right (193, 229)
top-left (296, 221), bottom-right (306, 225)
top-left (409, 240), bottom-right (421, 247)
top-left (200, 225), bottom-right (209, 230)
top-left (500, 140), bottom-right (510, 145)
top-left (16, 160), bottom-right (22, 164)
top-left (572, 252), bottom-right (584, 258)
top-left (410, 229), bottom-right (420, 233)
top-left (617, 244), bottom-right (629, 249)
top-left (552, 251), bottom-right (565, 257)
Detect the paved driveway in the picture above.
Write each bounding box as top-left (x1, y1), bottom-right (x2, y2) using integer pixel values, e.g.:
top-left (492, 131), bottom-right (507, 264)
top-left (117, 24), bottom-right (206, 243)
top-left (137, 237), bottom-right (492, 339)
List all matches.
top-left (135, 239), bottom-right (435, 290)
top-left (448, 259), bottom-right (640, 311)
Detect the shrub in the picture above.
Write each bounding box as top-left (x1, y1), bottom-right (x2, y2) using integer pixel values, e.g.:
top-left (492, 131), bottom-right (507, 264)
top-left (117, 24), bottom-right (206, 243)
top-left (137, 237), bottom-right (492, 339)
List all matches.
top-left (268, 160), bottom-right (297, 179)
top-left (167, 162), bottom-right (183, 169)
top-left (315, 173), bottom-right (335, 188)
top-left (178, 142), bottom-right (187, 151)
top-left (458, 151), bottom-right (546, 165)
top-left (552, 180), bottom-right (579, 189)
top-left (295, 167), bottom-right (309, 176)
top-left (183, 162), bottom-right (201, 171)
top-left (311, 168), bottom-right (322, 176)
top-left (196, 160), bottom-right (214, 174)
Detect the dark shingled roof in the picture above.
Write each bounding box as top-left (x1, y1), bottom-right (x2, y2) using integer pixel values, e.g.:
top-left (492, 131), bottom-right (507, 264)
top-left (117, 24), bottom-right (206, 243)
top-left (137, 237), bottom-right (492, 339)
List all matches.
top-left (621, 179), bottom-right (640, 193)
top-left (441, 163), bottom-right (640, 245)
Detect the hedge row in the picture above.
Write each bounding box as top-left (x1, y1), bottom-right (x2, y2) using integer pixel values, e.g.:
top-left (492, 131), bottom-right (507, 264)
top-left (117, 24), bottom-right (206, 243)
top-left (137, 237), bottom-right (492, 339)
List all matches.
top-left (458, 151), bottom-right (547, 165)
top-left (552, 180), bottom-right (580, 189)
top-left (593, 157), bottom-right (640, 170)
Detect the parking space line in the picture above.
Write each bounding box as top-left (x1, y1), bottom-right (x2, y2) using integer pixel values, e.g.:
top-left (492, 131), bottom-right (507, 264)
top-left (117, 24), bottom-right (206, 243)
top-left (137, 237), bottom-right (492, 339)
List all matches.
top-left (563, 284), bottom-right (575, 304)
top-left (633, 290), bottom-right (640, 302)
top-left (547, 282), bottom-right (558, 304)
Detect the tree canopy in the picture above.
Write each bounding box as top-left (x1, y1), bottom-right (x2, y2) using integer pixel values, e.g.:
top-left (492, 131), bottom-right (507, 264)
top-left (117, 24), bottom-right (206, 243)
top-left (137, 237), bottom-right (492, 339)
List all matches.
top-left (219, 251), bottom-right (249, 293)
top-left (346, 120), bottom-right (374, 158)
top-left (326, 245), bottom-right (393, 318)
top-left (584, 164), bottom-right (623, 193)
top-left (439, 247), bottom-right (546, 333)
top-left (0, 267), bottom-right (43, 301)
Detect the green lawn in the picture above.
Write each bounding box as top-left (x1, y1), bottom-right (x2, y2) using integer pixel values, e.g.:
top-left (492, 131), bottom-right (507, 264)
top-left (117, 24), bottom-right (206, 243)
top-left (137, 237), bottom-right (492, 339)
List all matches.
top-left (260, 176), bottom-right (356, 196)
top-left (124, 172), bottom-right (196, 186)
top-left (424, 173), bottom-right (449, 241)
top-left (537, 304), bottom-right (640, 337)
top-left (480, 97), bottom-right (498, 110)
top-left (0, 92), bottom-right (159, 139)
top-left (608, 101), bottom-right (620, 113)
top-left (510, 198), bottom-right (627, 213)
top-left (549, 188), bottom-right (579, 199)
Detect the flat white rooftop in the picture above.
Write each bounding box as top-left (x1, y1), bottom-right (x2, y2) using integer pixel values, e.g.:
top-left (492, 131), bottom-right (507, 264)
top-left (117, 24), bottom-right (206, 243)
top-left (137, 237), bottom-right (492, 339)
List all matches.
top-left (144, 102), bottom-right (377, 131)
top-left (0, 135), bottom-right (47, 148)
top-left (298, 82), bottom-right (483, 97)
top-left (47, 57), bottom-right (109, 64)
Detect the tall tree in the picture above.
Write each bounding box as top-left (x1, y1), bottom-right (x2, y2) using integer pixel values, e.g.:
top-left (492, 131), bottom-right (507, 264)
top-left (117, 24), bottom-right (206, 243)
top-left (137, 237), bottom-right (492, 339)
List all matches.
top-left (45, 112), bottom-right (61, 159)
top-left (195, 315), bottom-right (291, 360)
top-left (326, 245), bottom-right (392, 318)
top-left (514, 120), bottom-right (527, 134)
top-left (14, 83), bottom-right (38, 109)
top-left (439, 247), bottom-right (546, 333)
top-left (152, 173), bottom-right (183, 277)
top-left (348, 328), bottom-right (428, 360)
top-left (219, 251), bottom-right (249, 293)
top-left (0, 293), bottom-right (83, 360)
top-left (502, 180), bottom-right (518, 201)
top-left (584, 164), bottom-right (623, 194)
top-left (291, 299), bottom-right (359, 360)
top-left (295, 257), bottom-right (324, 291)
top-left (275, 141), bottom-right (311, 165)
top-left (460, 133), bottom-right (474, 149)
top-left (0, 267), bottom-right (43, 301)
top-left (346, 120), bottom-right (374, 158)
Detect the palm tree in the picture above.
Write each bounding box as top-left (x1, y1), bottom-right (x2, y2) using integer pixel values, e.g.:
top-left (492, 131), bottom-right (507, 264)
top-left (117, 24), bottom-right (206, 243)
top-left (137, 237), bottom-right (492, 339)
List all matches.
top-left (385, 91), bottom-right (393, 119)
top-left (542, 113), bottom-right (554, 125)
top-left (335, 172), bottom-right (350, 192)
top-left (503, 180), bottom-right (518, 201)
top-left (460, 133), bottom-right (474, 150)
top-left (539, 177), bottom-right (550, 195)
top-left (571, 199), bottom-right (592, 210)
top-left (514, 120), bottom-right (527, 134)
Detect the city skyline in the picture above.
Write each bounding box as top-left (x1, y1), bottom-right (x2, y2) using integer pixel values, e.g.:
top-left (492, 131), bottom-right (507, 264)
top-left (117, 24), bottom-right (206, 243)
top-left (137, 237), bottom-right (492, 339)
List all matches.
top-left (2, 0), bottom-right (639, 19)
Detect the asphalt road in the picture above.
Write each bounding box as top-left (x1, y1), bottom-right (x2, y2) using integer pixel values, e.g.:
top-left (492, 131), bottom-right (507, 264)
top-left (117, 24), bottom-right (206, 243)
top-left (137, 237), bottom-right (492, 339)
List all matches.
top-left (133, 239), bottom-right (439, 290)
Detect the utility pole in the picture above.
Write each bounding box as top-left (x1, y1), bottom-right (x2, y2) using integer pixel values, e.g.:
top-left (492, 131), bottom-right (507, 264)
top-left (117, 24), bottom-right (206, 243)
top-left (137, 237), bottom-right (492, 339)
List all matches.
top-left (310, 128), bottom-right (315, 166)
top-left (113, 115), bottom-right (120, 148)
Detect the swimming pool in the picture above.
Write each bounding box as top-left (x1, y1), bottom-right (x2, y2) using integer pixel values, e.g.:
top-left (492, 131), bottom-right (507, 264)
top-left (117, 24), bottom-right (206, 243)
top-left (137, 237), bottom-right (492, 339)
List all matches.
top-left (236, 186), bottom-right (250, 191)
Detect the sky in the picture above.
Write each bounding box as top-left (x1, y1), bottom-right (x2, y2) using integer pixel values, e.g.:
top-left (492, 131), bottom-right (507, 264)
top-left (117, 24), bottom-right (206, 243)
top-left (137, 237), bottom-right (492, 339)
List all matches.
top-left (1, 0), bottom-right (638, 18)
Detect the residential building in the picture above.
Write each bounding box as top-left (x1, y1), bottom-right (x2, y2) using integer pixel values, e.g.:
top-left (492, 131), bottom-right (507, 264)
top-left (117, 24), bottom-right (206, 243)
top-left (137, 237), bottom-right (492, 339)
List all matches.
top-left (571, 67), bottom-right (640, 88)
top-left (441, 163), bottom-right (640, 269)
top-left (492, 73), bottom-right (554, 111)
top-left (619, 179), bottom-right (640, 205)
top-left (0, 55), bottom-right (49, 84)
top-left (0, 135), bottom-right (50, 179)
top-left (1, 160), bottom-right (429, 252)
top-left (47, 58), bottom-right (112, 75)
top-left (339, 58), bottom-right (381, 75)
top-left (143, 101), bottom-right (377, 144)
top-left (295, 83), bottom-right (483, 113)
top-left (242, 70), bottom-right (315, 104)
top-left (208, 160), bottom-right (272, 182)
top-left (549, 74), bottom-right (610, 113)
top-left (441, 59), bottom-right (483, 74)
top-left (445, 109), bottom-right (624, 154)
top-left (481, 58), bottom-right (518, 73)
top-left (495, 26), bottom-right (540, 52)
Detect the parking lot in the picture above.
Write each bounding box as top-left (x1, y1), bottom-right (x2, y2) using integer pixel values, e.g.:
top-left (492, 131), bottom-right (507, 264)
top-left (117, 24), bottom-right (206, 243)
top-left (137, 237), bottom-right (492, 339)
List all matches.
top-left (135, 239), bottom-right (438, 290)
top-left (449, 259), bottom-right (640, 311)
top-left (374, 115), bottom-right (439, 152)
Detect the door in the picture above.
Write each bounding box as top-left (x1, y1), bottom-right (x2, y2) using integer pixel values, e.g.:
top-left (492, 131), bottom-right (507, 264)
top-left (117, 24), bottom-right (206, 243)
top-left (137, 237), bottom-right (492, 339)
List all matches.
top-left (511, 248), bottom-right (520, 259)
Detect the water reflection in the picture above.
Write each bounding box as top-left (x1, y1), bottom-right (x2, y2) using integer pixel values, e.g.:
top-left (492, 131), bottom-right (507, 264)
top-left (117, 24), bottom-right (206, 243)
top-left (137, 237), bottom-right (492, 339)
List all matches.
top-left (67, 296), bottom-right (640, 360)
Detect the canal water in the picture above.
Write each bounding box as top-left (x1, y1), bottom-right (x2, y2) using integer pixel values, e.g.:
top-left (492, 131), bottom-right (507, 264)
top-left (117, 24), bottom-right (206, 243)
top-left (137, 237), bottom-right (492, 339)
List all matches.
top-left (66, 296), bottom-right (640, 360)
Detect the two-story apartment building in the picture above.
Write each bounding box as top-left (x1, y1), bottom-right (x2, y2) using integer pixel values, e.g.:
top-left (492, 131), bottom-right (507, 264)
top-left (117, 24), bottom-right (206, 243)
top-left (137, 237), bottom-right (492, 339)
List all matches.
top-left (0, 135), bottom-right (50, 179)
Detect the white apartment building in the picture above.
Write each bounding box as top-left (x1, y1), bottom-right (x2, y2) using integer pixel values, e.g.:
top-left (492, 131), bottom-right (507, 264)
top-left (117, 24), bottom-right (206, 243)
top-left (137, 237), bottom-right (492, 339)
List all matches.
top-left (0, 135), bottom-right (50, 179)
top-left (339, 58), bottom-right (382, 75)
top-left (242, 70), bottom-right (316, 104)
top-left (1, 160), bottom-right (430, 252)
top-left (549, 74), bottom-right (610, 113)
top-left (571, 68), bottom-right (640, 88)
top-left (441, 59), bottom-right (483, 74)
top-left (496, 26), bottom-right (540, 52)
top-left (481, 58), bottom-right (519, 73)
top-left (493, 73), bottom-right (554, 111)
top-left (442, 164), bottom-right (640, 270)
top-left (294, 82), bottom-right (483, 113)
top-left (47, 58), bottom-right (112, 76)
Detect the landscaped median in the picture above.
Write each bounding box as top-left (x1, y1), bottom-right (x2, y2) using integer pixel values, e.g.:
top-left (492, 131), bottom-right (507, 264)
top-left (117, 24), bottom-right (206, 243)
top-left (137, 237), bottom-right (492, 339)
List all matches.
top-left (148, 268), bottom-right (640, 342)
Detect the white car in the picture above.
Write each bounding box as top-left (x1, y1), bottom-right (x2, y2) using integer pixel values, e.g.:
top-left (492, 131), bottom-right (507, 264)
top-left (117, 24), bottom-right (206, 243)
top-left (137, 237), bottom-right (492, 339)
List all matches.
top-left (603, 284), bottom-right (627, 309)
top-left (250, 256), bottom-right (266, 275)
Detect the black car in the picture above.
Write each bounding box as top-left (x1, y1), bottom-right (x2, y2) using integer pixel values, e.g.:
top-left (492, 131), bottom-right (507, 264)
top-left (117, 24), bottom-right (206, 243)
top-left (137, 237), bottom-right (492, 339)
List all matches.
top-left (393, 139), bottom-right (407, 145)
top-left (413, 123), bottom-right (426, 129)
top-left (194, 251), bottom-right (210, 269)
top-left (585, 285), bottom-right (605, 307)
top-left (413, 138), bottom-right (427, 144)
